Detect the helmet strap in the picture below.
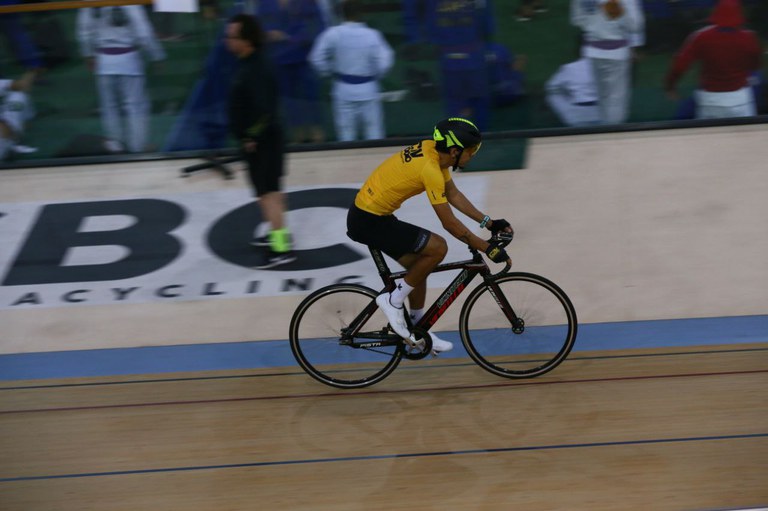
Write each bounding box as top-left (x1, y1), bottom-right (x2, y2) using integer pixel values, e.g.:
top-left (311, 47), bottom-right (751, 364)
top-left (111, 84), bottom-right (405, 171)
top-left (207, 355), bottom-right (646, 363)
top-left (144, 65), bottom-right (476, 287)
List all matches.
top-left (452, 148), bottom-right (464, 171)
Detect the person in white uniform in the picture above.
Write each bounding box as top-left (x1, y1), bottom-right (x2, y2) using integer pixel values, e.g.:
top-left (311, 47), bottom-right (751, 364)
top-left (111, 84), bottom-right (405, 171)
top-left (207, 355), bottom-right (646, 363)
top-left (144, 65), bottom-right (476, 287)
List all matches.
top-left (0, 71), bottom-right (36, 161)
top-left (77, 5), bottom-right (165, 153)
top-left (309, 0), bottom-right (394, 141)
top-left (545, 57), bottom-right (601, 127)
top-left (570, 0), bottom-right (644, 125)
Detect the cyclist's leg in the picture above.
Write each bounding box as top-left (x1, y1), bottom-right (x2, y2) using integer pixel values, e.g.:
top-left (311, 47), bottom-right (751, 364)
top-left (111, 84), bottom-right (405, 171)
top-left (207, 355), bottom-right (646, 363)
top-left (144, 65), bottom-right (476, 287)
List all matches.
top-left (347, 206), bottom-right (444, 339)
top-left (374, 234), bottom-right (443, 340)
top-left (347, 205), bottom-right (445, 295)
top-left (408, 298), bottom-right (454, 352)
top-left (373, 232), bottom-right (446, 341)
top-left (397, 235), bottom-right (454, 353)
top-left (394, 233), bottom-right (447, 307)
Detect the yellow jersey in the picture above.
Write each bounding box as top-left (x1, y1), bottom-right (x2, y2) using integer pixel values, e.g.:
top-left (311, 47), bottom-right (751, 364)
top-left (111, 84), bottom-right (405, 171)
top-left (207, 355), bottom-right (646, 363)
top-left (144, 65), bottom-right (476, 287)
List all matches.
top-left (354, 140), bottom-right (451, 216)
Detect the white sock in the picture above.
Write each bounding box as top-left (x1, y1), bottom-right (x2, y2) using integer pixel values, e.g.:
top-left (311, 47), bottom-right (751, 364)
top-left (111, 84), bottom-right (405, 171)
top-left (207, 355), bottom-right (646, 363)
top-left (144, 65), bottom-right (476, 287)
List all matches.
top-left (389, 279), bottom-right (414, 308)
top-left (410, 308), bottom-right (424, 322)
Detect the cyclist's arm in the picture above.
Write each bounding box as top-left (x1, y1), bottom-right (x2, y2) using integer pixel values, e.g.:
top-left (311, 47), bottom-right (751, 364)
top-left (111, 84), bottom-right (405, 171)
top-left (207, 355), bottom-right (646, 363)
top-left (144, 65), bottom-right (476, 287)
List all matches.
top-left (445, 179), bottom-right (486, 225)
top-left (445, 180), bottom-right (510, 233)
top-left (432, 202), bottom-right (489, 252)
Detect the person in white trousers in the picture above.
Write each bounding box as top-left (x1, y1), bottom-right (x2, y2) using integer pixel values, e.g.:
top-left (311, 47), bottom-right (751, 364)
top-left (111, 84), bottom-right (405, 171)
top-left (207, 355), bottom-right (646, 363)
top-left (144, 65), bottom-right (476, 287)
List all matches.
top-left (570, 0), bottom-right (644, 125)
top-left (545, 57), bottom-right (601, 127)
top-left (77, 6), bottom-right (165, 153)
top-left (309, 0), bottom-right (394, 141)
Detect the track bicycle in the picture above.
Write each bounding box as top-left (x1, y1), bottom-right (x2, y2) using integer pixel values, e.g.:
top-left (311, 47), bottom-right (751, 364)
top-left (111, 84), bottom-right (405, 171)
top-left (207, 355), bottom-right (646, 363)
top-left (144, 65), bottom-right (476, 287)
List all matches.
top-left (289, 232), bottom-right (577, 389)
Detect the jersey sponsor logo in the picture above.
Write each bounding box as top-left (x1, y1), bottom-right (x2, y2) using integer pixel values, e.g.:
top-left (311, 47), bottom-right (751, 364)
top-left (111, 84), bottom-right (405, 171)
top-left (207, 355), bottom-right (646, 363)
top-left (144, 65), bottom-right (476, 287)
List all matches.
top-left (402, 142), bottom-right (424, 163)
top-left (430, 190), bottom-right (447, 200)
top-left (0, 179), bottom-right (487, 309)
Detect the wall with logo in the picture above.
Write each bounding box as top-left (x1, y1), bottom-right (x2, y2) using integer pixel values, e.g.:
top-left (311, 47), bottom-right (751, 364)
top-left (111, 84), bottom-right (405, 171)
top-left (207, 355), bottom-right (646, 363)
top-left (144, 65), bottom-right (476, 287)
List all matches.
top-left (2, 126), bottom-right (767, 354)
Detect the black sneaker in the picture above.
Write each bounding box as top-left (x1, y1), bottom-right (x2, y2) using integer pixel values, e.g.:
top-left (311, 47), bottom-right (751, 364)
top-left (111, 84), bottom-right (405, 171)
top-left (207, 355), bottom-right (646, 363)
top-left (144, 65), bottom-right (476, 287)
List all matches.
top-left (249, 235), bottom-right (270, 247)
top-left (254, 250), bottom-right (297, 269)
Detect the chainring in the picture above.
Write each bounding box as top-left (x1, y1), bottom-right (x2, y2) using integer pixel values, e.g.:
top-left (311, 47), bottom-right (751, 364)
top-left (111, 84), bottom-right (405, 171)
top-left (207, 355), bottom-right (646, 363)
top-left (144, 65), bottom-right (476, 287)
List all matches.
top-left (402, 327), bottom-right (433, 360)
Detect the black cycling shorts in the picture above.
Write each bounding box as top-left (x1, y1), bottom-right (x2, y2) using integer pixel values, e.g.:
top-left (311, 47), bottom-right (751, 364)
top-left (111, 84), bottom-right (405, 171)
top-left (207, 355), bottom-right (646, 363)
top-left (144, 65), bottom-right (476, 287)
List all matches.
top-left (346, 204), bottom-right (431, 261)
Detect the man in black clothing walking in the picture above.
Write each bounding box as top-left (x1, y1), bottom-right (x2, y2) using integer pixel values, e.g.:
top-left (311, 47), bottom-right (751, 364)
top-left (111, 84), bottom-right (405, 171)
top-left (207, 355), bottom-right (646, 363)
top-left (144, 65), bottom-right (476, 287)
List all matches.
top-left (226, 13), bottom-right (295, 269)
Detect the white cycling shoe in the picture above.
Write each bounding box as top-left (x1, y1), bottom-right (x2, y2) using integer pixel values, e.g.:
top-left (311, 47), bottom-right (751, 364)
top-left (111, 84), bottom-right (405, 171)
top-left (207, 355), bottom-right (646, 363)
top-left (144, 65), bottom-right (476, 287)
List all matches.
top-left (376, 293), bottom-right (411, 340)
top-left (428, 331), bottom-right (453, 354)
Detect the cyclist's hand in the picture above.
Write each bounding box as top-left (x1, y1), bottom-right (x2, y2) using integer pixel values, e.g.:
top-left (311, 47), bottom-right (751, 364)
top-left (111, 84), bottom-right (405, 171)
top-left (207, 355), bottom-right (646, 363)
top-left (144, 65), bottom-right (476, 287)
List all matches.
top-left (487, 218), bottom-right (513, 236)
top-left (485, 240), bottom-right (510, 264)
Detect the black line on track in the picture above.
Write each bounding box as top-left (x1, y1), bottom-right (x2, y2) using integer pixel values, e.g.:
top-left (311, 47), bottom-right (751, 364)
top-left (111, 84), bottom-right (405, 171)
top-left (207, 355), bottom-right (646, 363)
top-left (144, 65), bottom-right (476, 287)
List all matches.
top-left (1, 369), bottom-right (766, 415)
top-left (1, 432), bottom-right (766, 483)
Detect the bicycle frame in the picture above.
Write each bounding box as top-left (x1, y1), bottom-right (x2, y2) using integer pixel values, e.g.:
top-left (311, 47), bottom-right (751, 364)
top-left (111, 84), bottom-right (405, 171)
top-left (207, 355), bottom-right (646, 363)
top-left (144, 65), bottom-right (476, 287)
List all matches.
top-left (340, 247), bottom-right (520, 347)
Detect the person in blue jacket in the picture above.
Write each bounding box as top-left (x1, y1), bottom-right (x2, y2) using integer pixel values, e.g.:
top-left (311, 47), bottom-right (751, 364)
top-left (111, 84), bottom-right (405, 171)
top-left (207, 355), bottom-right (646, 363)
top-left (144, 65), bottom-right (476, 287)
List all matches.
top-left (0, 0), bottom-right (43, 71)
top-left (257, 0), bottom-right (327, 144)
top-left (403, 0), bottom-right (495, 130)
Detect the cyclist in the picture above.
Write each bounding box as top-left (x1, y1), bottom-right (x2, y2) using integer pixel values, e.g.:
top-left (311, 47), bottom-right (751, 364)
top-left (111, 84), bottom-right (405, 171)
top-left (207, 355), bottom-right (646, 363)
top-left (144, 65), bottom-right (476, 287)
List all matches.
top-left (346, 117), bottom-right (513, 353)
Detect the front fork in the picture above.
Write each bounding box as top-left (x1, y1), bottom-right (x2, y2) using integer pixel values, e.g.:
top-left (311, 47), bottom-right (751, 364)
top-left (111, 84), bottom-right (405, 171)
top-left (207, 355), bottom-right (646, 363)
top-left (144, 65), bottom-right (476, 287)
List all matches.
top-left (484, 277), bottom-right (525, 334)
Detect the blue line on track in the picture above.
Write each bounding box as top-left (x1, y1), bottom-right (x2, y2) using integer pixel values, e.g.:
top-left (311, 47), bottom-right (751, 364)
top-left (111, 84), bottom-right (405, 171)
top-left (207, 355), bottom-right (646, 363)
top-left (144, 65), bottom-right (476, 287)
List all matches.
top-left (2, 346), bottom-right (766, 391)
top-left (1, 432), bottom-right (765, 483)
top-left (1, 315), bottom-right (766, 381)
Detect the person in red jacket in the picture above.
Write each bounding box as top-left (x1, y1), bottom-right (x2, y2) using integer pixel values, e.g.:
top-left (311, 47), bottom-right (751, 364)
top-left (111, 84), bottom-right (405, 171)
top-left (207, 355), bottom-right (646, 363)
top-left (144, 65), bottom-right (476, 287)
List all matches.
top-left (664, 0), bottom-right (762, 119)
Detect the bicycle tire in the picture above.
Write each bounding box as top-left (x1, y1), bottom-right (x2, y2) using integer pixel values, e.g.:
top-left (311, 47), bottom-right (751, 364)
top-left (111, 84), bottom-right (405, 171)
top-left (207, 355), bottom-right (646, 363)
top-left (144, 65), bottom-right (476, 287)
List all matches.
top-left (289, 284), bottom-right (403, 388)
top-left (459, 272), bottom-right (577, 379)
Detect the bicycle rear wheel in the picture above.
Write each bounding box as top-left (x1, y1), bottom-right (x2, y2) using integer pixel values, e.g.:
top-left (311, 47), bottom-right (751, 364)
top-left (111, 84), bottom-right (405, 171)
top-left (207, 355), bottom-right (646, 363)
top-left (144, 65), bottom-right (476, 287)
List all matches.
top-left (459, 272), bottom-right (577, 378)
top-left (289, 284), bottom-right (403, 388)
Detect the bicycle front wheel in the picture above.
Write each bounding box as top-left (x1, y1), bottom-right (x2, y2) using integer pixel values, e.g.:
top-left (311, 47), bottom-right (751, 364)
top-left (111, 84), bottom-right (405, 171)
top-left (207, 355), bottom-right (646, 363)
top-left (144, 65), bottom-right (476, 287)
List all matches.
top-left (459, 272), bottom-right (577, 379)
top-left (289, 284), bottom-right (403, 389)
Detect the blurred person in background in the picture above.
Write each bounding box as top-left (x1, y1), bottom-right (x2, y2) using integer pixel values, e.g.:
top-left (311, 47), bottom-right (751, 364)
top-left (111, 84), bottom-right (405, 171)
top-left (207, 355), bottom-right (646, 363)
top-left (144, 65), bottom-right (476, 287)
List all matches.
top-left (256, 0), bottom-right (327, 144)
top-left (0, 0), bottom-right (43, 71)
top-left (673, 70), bottom-right (766, 118)
top-left (571, 0), bottom-right (644, 124)
top-left (226, 13), bottom-right (295, 269)
top-left (77, 4), bottom-right (165, 153)
top-left (664, 0), bottom-right (762, 119)
top-left (403, 0), bottom-right (495, 130)
top-left (486, 42), bottom-right (527, 108)
top-left (0, 70), bottom-right (36, 161)
top-left (545, 57), bottom-right (601, 127)
top-left (309, 0), bottom-right (394, 142)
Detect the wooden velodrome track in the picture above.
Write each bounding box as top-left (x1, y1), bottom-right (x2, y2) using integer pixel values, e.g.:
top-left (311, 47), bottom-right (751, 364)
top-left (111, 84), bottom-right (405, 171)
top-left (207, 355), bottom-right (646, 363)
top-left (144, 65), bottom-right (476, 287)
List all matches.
top-left (1, 341), bottom-right (767, 510)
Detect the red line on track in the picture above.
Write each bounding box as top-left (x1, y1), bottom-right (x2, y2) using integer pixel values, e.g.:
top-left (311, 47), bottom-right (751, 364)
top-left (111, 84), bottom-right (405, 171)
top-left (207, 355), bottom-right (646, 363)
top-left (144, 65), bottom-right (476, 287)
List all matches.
top-left (1, 369), bottom-right (766, 415)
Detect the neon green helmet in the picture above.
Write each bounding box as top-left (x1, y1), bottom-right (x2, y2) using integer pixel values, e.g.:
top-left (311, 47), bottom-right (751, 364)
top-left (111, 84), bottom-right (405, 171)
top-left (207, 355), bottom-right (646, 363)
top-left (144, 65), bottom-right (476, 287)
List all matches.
top-left (432, 117), bottom-right (482, 153)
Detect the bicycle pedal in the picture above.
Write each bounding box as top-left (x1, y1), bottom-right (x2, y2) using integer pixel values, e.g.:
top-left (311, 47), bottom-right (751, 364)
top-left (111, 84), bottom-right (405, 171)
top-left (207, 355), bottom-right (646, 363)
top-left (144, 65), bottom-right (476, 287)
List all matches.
top-left (405, 346), bottom-right (421, 356)
top-left (404, 334), bottom-right (426, 350)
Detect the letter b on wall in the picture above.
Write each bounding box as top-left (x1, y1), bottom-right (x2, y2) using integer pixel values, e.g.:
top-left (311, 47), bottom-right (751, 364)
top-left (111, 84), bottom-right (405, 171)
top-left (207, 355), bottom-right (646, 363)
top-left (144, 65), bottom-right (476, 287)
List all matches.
top-left (3, 199), bottom-right (185, 285)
